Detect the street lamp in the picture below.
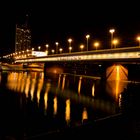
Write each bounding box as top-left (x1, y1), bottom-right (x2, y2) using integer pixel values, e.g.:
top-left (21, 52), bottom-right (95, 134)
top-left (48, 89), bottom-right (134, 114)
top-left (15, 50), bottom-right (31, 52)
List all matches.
top-left (68, 38), bottom-right (72, 46)
top-left (45, 44), bottom-right (49, 55)
top-left (46, 44), bottom-right (49, 50)
top-left (93, 41), bottom-right (100, 50)
top-left (59, 48), bottom-right (63, 53)
top-left (51, 49), bottom-right (55, 54)
top-left (55, 42), bottom-right (59, 54)
top-left (68, 38), bottom-right (72, 53)
top-left (109, 29), bottom-right (115, 49)
top-left (136, 36), bottom-right (140, 47)
top-left (69, 46), bottom-right (72, 53)
top-left (38, 46), bottom-right (41, 51)
top-left (86, 34), bottom-right (90, 51)
top-left (112, 38), bottom-right (119, 49)
top-left (80, 44), bottom-right (84, 52)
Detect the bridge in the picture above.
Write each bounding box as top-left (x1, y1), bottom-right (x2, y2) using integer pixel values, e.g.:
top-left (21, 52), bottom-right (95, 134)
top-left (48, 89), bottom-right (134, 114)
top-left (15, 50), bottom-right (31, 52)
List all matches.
top-left (15, 46), bottom-right (140, 63)
top-left (1, 46), bottom-right (137, 82)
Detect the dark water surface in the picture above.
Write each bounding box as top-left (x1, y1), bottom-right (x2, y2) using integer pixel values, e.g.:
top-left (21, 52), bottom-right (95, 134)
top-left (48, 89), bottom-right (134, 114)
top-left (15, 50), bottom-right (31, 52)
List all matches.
top-left (0, 70), bottom-right (137, 139)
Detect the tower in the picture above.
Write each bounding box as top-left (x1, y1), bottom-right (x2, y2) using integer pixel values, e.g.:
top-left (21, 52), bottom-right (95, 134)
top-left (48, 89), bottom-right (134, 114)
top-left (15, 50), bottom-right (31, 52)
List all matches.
top-left (15, 14), bottom-right (31, 52)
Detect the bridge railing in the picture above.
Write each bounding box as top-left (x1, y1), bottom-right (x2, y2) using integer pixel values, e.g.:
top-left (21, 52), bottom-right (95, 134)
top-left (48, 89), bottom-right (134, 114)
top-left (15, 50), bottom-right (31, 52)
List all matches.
top-left (15, 46), bottom-right (140, 63)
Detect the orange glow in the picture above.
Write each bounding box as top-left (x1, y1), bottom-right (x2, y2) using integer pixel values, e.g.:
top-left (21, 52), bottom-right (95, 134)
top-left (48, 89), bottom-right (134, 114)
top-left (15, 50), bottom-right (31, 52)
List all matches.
top-left (53, 96), bottom-right (57, 115)
top-left (82, 107), bottom-right (88, 122)
top-left (115, 66), bottom-right (120, 98)
top-left (65, 99), bottom-right (71, 124)
top-left (25, 75), bottom-right (31, 97)
top-left (92, 83), bottom-right (95, 97)
top-left (44, 82), bottom-right (51, 112)
top-left (46, 67), bottom-right (63, 74)
top-left (78, 76), bottom-right (82, 95)
top-left (20, 73), bottom-right (27, 93)
top-left (30, 79), bottom-right (36, 101)
top-left (36, 78), bottom-right (44, 104)
top-left (106, 64), bottom-right (128, 101)
top-left (62, 75), bottom-right (66, 90)
top-left (136, 36), bottom-right (140, 41)
top-left (16, 73), bottom-right (22, 92)
top-left (7, 72), bottom-right (18, 91)
top-left (44, 93), bottom-right (48, 113)
top-left (58, 74), bottom-right (61, 88)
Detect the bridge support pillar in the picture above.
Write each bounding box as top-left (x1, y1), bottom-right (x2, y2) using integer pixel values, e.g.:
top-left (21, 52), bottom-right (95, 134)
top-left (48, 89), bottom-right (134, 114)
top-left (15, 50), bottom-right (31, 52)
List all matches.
top-left (106, 64), bottom-right (128, 81)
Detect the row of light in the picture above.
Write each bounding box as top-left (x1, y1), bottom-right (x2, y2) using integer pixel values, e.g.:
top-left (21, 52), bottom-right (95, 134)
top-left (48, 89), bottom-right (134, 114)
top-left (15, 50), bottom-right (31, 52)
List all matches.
top-left (37, 29), bottom-right (140, 54)
top-left (3, 29), bottom-right (140, 59)
top-left (15, 51), bottom-right (140, 63)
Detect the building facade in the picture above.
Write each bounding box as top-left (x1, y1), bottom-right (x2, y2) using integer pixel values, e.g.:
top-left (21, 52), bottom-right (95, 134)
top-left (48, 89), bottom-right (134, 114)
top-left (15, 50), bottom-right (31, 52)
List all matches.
top-left (15, 23), bottom-right (31, 52)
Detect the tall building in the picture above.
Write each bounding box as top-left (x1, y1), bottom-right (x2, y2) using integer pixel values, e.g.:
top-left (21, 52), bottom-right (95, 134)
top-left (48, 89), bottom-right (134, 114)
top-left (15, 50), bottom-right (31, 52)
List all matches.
top-left (15, 15), bottom-right (31, 52)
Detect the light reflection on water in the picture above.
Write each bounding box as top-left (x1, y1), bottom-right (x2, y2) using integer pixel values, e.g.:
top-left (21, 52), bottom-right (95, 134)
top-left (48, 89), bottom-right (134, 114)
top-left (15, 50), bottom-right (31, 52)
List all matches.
top-left (53, 96), bottom-right (57, 115)
top-left (82, 107), bottom-right (88, 122)
top-left (6, 71), bottom-right (126, 112)
top-left (106, 80), bottom-right (127, 102)
top-left (65, 99), bottom-right (71, 124)
top-left (1, 70), bottom-right (128, 136)
top-left (44, 81), bottom-right (51, 114)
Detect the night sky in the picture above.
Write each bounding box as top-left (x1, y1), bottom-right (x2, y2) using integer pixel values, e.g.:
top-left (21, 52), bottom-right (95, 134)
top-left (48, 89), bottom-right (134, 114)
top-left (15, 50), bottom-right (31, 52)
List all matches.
top-left (0, 0), bottom-right (140, 56)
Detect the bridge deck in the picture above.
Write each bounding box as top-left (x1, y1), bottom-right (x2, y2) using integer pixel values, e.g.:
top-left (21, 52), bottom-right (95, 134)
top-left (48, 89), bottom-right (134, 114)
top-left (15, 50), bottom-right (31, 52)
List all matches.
top-left (15, 46), bottom-right (140, 63)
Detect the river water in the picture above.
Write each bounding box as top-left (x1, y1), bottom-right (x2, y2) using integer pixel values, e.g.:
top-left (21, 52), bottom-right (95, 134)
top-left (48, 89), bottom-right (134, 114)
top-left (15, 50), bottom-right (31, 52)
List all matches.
top-left (0, 69), bottom-right (137, 139)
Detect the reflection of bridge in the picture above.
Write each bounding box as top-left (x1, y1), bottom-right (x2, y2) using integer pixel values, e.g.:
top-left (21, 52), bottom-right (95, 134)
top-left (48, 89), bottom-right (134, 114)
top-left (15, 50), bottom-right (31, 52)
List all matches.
top-left (15, 47), bottom-right (140, 63)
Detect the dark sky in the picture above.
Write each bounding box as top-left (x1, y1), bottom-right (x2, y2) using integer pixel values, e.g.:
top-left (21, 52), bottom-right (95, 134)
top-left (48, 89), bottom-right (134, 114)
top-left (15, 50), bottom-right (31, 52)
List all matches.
top-left (0, 0), bottom-right (140, 56)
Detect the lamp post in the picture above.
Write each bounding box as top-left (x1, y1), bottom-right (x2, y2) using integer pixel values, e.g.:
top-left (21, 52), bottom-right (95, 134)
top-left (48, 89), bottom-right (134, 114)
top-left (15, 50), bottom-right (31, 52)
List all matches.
top-left (86, 34), bottom-right (90, 51)
top-left (55, 42), bottom-right (59, 54)
top-left (109, 29), bottom-right (115, 49)
top-left (45, 44), bottom-right (49, 55)
top-left (68, 38), bottom-right (72, 53)
top-left (80, 44), bottom-right (84, 52)
top-left (46, 44), bottom-right (49, 50)
top-left (51, 49), bottom-right (55, 54)
top-left (112, 38), bottom-right (118, 49)
top-left (136, 36), bottom-right (140, 47)
top-left (93, 42), bottom-right (100, 50)
top-left (38, 46), bottom-right (41, 51)
top-left (69, 46), bottom-right (72, 53)
top-left (59, 48), bottom-right (63, 53)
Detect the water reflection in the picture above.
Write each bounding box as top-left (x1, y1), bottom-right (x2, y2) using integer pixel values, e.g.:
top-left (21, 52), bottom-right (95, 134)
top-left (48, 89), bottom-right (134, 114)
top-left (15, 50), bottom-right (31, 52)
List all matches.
top-left (65, 99), bottom-right (71, 124)
top-left (30, 75), bottom-right (37, 100)
top-left (92, 83), bottom-right (95, 97)
top-left (21, 72), bottom-right (27, 93)
top-left (82, 107), bottom-right (88, 122)
top-left (53, 96), bottom-right (58, 115)
top-left (62, 74), bottom-right (66, 91)
top-left (5, 71), bottom-right (126, 112)
top-left (78, 76), bottom-right (82, 95)
top-left (58, 74), bottom-right (61, 88)
top-left (36, 74), bottom-right (44, 105)
top-left (25, 74), bottom-right (31, 98)
top-left (106, 64), bottom-right (128, 102)
top-left (44, 81), bottom-right (51, 114)
top-left (0, 70), bottom-right (130, 138)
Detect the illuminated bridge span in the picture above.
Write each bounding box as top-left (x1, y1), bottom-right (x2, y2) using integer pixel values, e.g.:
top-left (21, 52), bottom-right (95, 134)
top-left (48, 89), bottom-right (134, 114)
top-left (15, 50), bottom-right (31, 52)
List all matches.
top-left (15, 46), bottom-right (140, 63)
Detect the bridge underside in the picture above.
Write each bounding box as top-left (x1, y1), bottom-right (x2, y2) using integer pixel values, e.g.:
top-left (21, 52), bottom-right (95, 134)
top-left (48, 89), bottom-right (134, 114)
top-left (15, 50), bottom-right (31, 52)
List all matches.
top-left (44, 61), bottom-right (108, 77)
top-left (43, 61), bottom-right (140, 81)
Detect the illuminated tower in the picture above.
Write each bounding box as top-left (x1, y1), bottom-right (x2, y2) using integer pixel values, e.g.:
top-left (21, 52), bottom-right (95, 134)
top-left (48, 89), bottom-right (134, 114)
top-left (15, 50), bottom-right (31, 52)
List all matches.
top-left (15, 14), bottom-right (31, 52)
